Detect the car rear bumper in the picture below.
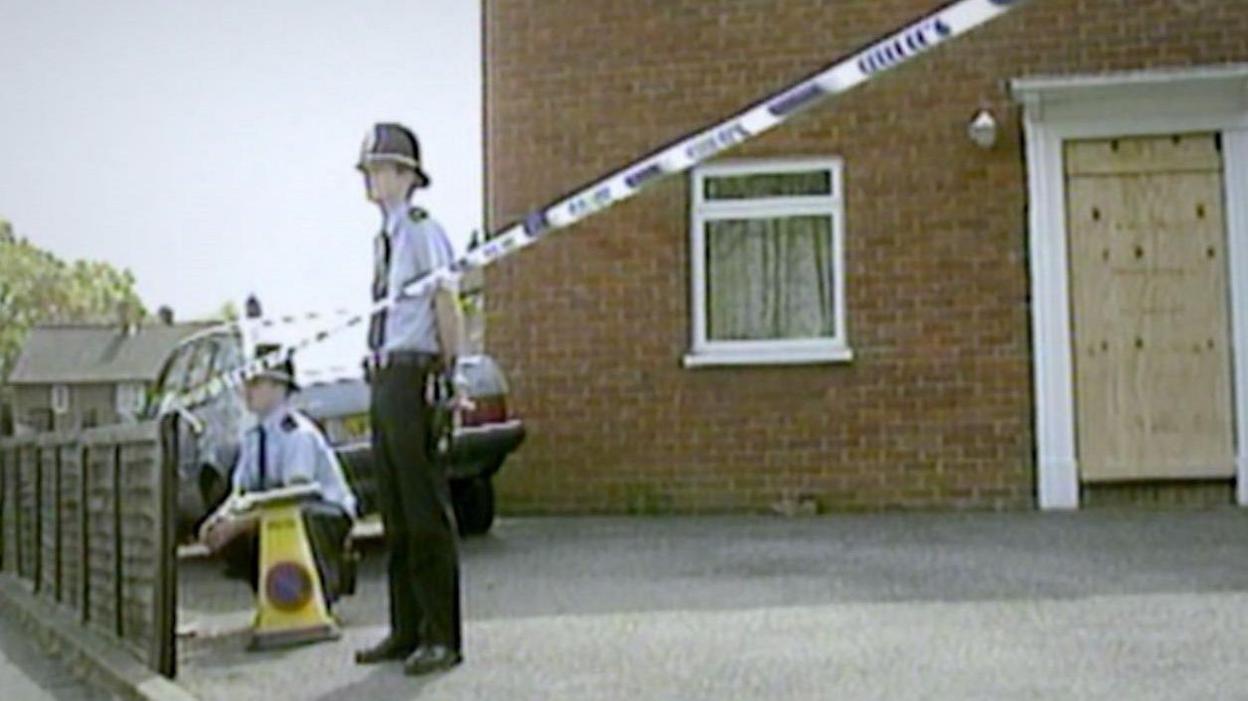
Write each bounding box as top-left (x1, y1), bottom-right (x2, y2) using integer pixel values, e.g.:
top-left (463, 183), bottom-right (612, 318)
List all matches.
top-left (333, 418), bottom-right (525, 491)
top-left (445, 419), bottom-right (526, 474)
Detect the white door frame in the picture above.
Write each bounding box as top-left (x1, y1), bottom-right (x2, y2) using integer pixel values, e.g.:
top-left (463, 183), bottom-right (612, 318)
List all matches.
top-left (1012, 63), bottom-right (1248, 509)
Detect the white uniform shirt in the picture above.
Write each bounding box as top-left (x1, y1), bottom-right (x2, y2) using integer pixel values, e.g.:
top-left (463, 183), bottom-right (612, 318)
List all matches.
top-left (374, 206), bottom-right (455, 354)
top-left (231, 404), bottom-right (358, 518)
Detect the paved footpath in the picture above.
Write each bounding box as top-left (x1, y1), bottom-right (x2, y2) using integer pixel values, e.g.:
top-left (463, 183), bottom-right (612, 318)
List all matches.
top-left (178, 510), bottom-right (1248, 700)
top-left (0, 608), bottom-right (110, 701)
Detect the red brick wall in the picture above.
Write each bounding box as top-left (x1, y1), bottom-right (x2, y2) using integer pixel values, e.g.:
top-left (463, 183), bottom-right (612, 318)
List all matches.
top-left (483, 0), bottom-right (1248, 514)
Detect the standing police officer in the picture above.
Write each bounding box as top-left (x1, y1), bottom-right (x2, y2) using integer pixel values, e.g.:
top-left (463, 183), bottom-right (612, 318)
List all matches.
top-left (353, 123), bottom-right (467, 675)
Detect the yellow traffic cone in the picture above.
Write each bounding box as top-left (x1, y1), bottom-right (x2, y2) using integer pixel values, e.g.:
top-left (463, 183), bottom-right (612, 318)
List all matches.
top-left (248, 501), bottom-right (340, 650)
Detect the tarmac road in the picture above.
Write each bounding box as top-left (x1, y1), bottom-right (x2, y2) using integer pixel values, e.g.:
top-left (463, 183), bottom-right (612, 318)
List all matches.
top-left (177, 509), bottom-right (1248, 700)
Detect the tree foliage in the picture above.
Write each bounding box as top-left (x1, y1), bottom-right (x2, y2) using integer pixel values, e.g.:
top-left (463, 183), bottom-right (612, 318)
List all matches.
top-left (0, 220), bottom-right (147, 378)
top-left (216, 300), bottom-right (240, 322)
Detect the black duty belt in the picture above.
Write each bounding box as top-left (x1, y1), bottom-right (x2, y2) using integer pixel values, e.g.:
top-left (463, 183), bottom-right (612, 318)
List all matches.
top-left (363, 350), bottom-right (440, 377)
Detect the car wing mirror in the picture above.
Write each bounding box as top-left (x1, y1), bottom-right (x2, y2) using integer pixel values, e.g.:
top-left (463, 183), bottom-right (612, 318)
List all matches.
top-left (161, 400), bottom-right (205, 436)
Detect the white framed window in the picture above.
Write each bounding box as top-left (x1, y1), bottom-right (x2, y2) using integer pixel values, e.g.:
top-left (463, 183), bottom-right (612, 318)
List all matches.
top-left (686, 157), bottom-right (851, 367)
top-left (114, 382), bottom-right (147, 420)
top-left (50, 384), bottom-right (70, 415)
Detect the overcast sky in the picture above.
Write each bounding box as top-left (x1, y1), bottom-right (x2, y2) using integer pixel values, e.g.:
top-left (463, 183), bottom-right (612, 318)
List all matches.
top-left (0, 0), bottom-right (482, 343)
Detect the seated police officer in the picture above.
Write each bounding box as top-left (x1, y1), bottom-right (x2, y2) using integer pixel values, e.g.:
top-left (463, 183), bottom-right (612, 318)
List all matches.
top-left (200, 357), bottom-right (358, 608)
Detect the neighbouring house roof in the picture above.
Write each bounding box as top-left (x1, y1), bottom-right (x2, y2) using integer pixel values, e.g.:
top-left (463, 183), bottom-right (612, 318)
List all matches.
top-left (7, 322), bottom-right (215, 385)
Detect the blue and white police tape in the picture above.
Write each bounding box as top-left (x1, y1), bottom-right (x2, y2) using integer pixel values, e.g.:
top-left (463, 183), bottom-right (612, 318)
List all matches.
top-left (167, 307), bottom-right (361, 362)
top-left (251, 309), bottom-right (358, 329)
top-left (168, 0), bottom-right (1028, 410)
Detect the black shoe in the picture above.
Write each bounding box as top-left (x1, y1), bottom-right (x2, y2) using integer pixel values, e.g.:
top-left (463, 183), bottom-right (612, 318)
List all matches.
top-left (403, 644), bottom-right (463, 676)
top-left (355, 636), bottom-right (419, 665)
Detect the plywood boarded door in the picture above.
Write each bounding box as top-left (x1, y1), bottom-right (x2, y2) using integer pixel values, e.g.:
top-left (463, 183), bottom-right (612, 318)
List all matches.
top-left (1065, 133), bottom-right (1234, 481)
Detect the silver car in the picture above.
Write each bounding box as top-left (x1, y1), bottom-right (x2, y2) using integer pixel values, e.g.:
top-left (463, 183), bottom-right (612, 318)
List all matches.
top-left (147, 327), bottom-right (524, 540)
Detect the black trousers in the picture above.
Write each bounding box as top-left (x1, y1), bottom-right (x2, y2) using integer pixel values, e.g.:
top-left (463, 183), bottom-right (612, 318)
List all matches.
top-left (222, 501), bottom-right (352, 605)
top-left (370, 361), bottom-right (462, 651)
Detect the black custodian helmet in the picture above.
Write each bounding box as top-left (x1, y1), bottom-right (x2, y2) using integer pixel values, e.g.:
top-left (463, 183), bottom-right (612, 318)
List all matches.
top-left (356, 122), bottom-right (431, 188)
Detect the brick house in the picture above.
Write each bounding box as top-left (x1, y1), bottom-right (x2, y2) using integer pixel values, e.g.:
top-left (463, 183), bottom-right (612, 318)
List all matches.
top-left (6, 321), bottom-right (211, 435)
top-left (482, 0), bottom-right (1248, 513)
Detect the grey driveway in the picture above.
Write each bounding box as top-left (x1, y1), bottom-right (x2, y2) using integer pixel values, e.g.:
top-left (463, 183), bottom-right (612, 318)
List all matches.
top-left (178, 510), bottom-right (1248, 700)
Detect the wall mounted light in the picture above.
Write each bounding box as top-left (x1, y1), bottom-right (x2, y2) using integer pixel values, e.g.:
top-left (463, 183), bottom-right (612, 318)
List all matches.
top-left (967, 109), bottom-right (999, 149)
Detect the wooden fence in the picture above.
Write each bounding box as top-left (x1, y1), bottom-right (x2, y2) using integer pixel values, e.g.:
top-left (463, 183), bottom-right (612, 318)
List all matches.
top-left (0, 418), bottom-right (177, 677)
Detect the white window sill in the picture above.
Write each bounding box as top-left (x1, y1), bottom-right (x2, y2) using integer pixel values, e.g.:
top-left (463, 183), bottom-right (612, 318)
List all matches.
top-left (682, 345), bottom-right (854, 368)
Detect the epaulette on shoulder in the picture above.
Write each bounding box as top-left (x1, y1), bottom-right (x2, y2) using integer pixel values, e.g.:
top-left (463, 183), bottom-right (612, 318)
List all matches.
top-left (280, 414), bottom-right (299, 433)
top-left (408, 207), bottom-right (428, 223)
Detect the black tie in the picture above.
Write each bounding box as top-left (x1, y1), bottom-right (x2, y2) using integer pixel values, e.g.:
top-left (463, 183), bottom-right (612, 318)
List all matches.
top-left (368, 230), bottom-right (391, 351)
top-left (257, 426), bottom-right (268, 490)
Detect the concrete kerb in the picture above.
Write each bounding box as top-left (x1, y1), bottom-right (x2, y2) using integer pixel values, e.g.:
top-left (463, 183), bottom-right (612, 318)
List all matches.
top-left (0, 575), bottom-right (198, 701)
